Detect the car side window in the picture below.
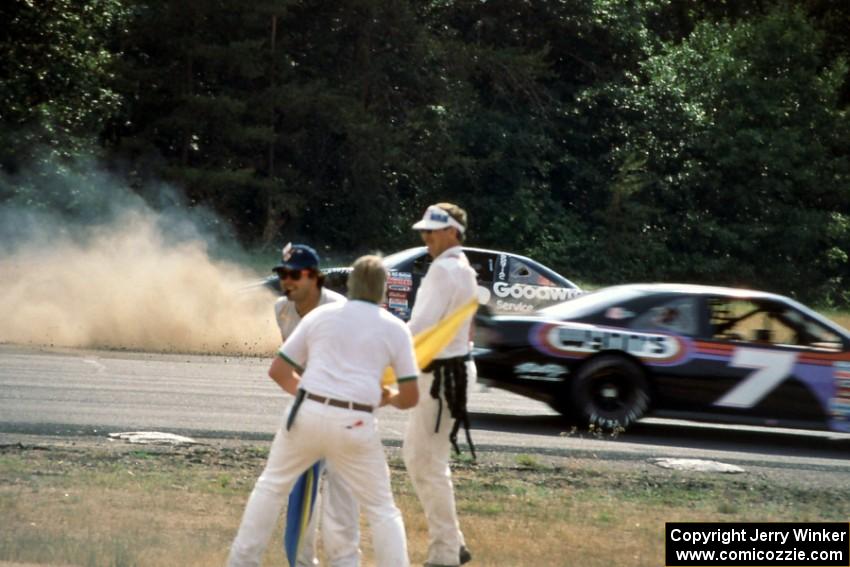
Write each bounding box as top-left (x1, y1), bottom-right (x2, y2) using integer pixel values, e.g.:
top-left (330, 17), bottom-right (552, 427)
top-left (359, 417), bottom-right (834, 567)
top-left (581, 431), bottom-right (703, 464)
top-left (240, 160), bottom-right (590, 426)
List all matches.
top-left (323, 271), bottom-right (349, 295)
top-left (508, 257), bottom-right (555, 286)
top-left (465, 250), bottom-right (496, 286)
top-left (778, 308), bottom-right (843, 350)
top-left (631, 297), bottom-right (698, 335)
top-left (709, 299), bottom-right (780, 343)
top-left (411, 253), bottom-right (432, 277)
top-left (707, 298), bottom-right (841, 350)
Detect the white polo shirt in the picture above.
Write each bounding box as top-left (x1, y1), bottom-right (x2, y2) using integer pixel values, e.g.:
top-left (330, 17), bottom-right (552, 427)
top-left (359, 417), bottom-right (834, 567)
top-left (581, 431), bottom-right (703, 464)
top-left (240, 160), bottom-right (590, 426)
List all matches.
top-left (279, 300), bottom-right (418, 407)
top-left (408, 245), bottom-right (477, 359)
top-left (274, 287), bottom-right (345, 340)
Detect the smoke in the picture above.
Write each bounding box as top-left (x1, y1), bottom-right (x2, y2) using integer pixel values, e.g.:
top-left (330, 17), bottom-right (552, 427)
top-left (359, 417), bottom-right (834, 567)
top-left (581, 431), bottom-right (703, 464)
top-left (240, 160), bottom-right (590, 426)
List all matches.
top-left (0, 155), bottom-right (281, 355)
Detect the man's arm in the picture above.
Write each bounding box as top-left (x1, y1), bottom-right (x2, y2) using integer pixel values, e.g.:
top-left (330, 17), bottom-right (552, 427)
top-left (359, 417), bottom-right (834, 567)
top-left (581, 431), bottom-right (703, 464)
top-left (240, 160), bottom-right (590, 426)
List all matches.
top-left (381, 319), bottom-right (420, 409)
top-left (268, 355), bottom-right (301, 395)
top-left (271, 310), bottom-right (309, 395)
top-left (408, 262), bottom-right (450, 335)
top-left (383, 380), bottom-right (419, 409)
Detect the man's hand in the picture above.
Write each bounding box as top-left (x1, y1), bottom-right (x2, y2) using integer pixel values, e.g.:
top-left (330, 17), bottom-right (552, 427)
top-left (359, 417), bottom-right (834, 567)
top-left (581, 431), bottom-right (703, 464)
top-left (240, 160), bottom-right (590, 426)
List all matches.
top-left (379, 385), bottom-right (394, 407)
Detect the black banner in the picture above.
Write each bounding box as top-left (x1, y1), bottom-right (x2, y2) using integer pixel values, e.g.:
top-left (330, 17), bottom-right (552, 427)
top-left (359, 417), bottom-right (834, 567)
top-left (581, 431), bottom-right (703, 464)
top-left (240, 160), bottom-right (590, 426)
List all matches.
top-left (666, 522), bottom-right (849, 566)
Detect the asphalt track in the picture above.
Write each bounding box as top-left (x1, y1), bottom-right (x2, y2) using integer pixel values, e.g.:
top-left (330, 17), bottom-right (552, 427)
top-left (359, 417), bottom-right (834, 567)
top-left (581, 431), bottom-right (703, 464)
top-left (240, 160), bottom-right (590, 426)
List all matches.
top-left (1, 344), bottom-right (849, 472)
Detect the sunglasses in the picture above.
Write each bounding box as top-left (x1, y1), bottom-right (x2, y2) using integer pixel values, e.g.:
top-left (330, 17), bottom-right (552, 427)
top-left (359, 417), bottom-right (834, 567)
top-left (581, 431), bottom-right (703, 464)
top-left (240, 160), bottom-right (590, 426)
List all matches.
top-left (277, 268), bottom-right (312, 281)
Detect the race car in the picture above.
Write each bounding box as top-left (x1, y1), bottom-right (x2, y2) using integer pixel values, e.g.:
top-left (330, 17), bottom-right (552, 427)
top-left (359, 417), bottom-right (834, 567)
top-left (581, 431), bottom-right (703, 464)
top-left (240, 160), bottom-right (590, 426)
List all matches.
top-left (473, 283), bottom-right (850, 434)
top-left (262, 246), bottom-right (582, 321)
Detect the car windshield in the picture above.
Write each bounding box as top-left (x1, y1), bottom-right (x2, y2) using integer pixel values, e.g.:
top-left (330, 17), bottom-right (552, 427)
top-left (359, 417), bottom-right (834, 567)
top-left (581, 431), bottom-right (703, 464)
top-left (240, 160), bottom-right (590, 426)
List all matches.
top-left (540, 286), bottom-right (645, 319)
top-left (382, 247), bottom-right (424, 268)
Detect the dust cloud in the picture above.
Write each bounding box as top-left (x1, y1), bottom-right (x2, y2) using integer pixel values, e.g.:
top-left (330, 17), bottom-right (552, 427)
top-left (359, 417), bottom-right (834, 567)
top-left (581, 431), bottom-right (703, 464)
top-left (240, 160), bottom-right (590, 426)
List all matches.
top-left (0, 160), bottom-right (281, 356)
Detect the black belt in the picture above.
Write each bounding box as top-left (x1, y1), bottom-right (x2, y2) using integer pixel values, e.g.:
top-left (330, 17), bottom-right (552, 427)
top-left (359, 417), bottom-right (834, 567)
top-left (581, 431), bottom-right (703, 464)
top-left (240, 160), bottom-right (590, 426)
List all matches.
top-left (305, 392), bottom-right (373, 413)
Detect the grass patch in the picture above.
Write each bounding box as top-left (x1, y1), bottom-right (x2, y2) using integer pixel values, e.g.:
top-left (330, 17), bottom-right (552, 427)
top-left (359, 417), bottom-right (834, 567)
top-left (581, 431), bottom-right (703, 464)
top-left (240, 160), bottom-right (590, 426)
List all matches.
top-left (1, 440), bottom-right (848, 567)
top-left (515, 453), bottom-right (544, 469)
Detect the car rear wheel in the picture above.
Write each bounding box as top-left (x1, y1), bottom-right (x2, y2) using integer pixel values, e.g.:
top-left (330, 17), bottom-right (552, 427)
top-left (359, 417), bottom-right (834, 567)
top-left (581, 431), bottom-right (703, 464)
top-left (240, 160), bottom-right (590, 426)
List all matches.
top-left (571, 354), bottom-right (650, 431)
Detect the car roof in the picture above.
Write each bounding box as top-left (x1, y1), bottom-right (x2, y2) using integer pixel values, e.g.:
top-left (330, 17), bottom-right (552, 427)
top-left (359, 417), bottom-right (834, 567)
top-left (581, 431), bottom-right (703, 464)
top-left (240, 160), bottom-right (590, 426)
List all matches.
top-left (324, 246), bottom-right (565, 274)
top-left (384, 245), bottom-right (545, 263)
top-left (382, 246), bottom-right (579, 288)
top-left (538, 282), bottom-right (850, 339)
top-left (560, 282), bottom-right (819, 310)
top-left (606, 282), bottom-right (790, 301)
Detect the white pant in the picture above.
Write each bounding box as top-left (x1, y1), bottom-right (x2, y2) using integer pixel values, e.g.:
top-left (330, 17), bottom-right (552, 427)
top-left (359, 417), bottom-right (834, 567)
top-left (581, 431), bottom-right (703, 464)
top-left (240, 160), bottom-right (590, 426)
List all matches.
top-left (402, 368), bottom-right (471, 566)
top-left (228, 400), bottom-right (409, 567)
top-left (295, 463), bottom-right (361, 567)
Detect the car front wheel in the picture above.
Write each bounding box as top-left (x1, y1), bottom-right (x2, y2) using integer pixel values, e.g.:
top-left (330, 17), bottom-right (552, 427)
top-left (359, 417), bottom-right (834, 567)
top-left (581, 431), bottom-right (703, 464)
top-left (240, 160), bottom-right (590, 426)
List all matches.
top-left (571, 354), bottom-right (650, 431)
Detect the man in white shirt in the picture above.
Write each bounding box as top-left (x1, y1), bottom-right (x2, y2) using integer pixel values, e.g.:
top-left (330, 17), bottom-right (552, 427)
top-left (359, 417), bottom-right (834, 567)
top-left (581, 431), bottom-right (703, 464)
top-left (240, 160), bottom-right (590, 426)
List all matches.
top-left (228, 255), bottom-right (420, 567)
top-left (403, 203), bottom-right (478, 567)
top-left (271, 243), bottom-right (360, 567)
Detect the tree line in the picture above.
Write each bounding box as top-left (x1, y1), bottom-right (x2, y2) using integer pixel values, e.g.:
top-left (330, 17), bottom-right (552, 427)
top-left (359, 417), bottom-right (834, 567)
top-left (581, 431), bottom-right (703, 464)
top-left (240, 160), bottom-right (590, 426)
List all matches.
top-left (2, 0), bottom-right (849, 305)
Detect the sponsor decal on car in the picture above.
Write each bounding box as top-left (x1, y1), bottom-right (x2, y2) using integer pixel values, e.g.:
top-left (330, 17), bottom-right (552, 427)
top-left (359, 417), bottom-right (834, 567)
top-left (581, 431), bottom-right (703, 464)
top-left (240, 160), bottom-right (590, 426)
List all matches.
top-left (513, 362), bottom-right (568, 381)
top-left (494, 299), bottom-right (534, 313)
top-left (689, 341), bottom-right (850, 418)
top-left (383, 302), bottom-right (411, 320)
top-left (830, 363), bottom-right (850, 421)
top-left (498, 254), bottom-right (508, 281)
top-left (531, 322), bottom-right (689, 365)
top-left (387, 272), bottom-right (413, 287)
top-left (493, 282), bottom-right (580, 302)
top-left (712, 348), bottom-right (799, 408)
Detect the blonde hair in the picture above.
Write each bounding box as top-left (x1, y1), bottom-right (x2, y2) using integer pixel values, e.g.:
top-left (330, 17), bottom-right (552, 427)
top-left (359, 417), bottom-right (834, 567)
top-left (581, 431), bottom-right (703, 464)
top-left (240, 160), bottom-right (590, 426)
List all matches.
top-left (435, 202), bottom-right (468, 241)
top-left (347, 255), bottom-right (387, 303)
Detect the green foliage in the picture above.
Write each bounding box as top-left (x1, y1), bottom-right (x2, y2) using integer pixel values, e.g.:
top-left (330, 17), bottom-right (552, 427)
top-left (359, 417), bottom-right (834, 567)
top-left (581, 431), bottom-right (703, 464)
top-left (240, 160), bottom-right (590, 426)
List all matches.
top-left (0, 0), bottom-right (128, 170)
top-left (3, 0), bottom-right (850, 304)
top-left (617, 6), bottom-right (850, 302)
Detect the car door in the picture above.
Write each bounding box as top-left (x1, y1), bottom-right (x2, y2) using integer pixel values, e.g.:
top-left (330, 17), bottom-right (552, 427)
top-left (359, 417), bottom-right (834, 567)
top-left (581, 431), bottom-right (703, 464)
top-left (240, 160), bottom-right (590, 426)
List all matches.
top-left (408, 247), bottom-right (550, 316)
top-left (486, 254), bottom-right (579, 314)
top-left (464, 248), bottom-right (498, 303)
top-left (383, 250), bottom-right (426, 321)
top-left (654, 295), bottom-right (840, 426)
top-left (385, 248), bottom-right (493, 321)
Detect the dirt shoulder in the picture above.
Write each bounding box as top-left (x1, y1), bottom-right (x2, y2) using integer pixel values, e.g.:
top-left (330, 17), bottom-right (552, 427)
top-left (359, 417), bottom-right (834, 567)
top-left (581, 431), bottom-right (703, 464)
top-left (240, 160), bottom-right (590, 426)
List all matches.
top-left (3, 431), bottom-right (850, 567)
top-left (2, 430), bottom-right (848, 492)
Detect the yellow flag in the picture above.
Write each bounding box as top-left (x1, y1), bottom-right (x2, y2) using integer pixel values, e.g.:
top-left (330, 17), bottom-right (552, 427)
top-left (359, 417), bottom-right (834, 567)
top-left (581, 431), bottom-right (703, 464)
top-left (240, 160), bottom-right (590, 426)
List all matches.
top-left (382, 297), bottom-right (479, 386)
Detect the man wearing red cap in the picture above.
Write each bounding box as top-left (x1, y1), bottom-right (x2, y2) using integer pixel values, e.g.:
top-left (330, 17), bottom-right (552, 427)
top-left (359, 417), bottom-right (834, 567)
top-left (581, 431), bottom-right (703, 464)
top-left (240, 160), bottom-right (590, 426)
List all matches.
top-left (405, 203), bottom-right (478, 567)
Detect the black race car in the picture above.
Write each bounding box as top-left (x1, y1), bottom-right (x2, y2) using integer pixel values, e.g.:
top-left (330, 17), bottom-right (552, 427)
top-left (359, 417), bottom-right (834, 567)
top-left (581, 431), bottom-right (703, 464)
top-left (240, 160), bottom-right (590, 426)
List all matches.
top-left (263, 246), bottom-right (582, 321)
top-left (474, 283), bottom-right (850, 433)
